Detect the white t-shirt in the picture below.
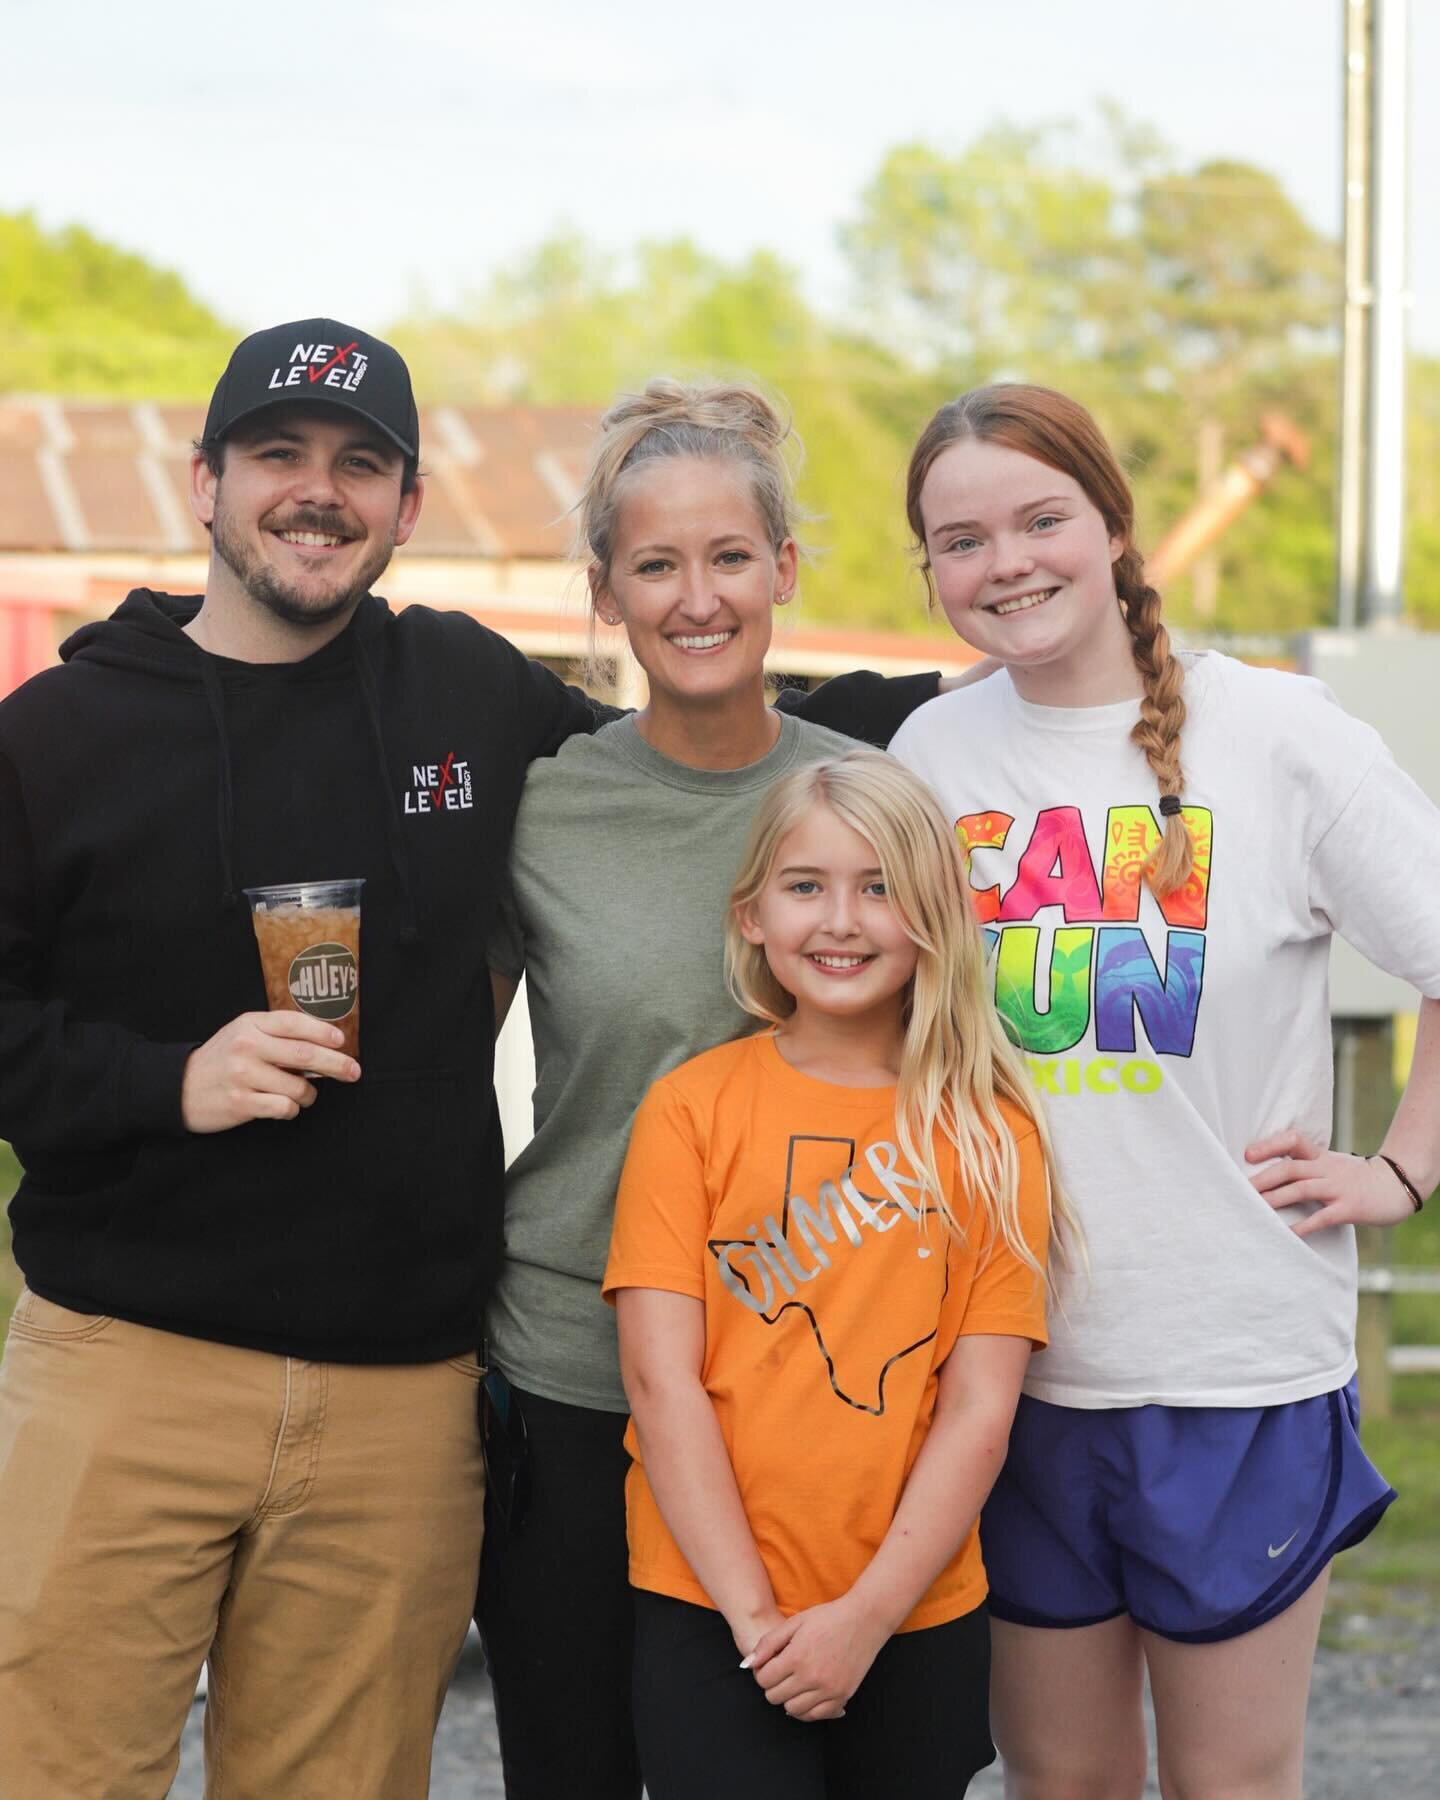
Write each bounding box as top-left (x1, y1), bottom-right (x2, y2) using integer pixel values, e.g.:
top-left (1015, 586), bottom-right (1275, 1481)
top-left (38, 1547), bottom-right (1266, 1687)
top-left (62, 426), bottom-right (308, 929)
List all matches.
top-left (890, 652), bottom-right (1440, 1408)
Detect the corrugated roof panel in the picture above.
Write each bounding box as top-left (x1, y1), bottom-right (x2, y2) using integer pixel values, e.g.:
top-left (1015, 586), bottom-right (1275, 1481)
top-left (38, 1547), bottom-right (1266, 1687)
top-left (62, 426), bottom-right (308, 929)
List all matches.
top-left (66, 451), bottom-right (167, 550)
top-left (0, 397), bottom-right (608, 559)
top-left (151, 460), bottom-right (212, 551)
top-left (0, 450), bottom-right (64, 549)
top-left (404, 473), bottom-right (485, 557)
top-left (63, 406), bottom-right (144, 453)
top-left (457, 411), bottom-right (572, 556)
top-left (155, 405), bottom-right (208, 450)
top-left (0, 405), bottom-right (43, 450)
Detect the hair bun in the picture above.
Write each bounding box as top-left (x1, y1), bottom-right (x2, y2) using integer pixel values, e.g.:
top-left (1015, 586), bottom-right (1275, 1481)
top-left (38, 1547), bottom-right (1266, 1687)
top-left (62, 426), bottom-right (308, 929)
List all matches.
top-left (599, 378), bottom-right (788, 450)
top-left (578, 374), bottom-right (804, 579)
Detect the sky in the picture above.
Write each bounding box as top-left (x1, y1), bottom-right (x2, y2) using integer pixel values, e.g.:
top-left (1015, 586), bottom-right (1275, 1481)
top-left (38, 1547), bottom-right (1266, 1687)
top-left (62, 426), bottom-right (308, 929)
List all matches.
top-left (3, 0), bottom-right (1437, 351)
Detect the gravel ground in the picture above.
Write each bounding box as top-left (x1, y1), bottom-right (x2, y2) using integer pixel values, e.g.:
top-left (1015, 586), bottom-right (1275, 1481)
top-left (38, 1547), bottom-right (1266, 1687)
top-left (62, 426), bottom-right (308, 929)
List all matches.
top-left (171, 1596), bottom-right (1440, 1797)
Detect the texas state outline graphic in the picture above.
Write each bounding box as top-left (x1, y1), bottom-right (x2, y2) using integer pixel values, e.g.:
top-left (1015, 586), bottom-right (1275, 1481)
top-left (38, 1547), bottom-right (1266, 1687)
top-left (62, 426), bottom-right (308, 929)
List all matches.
top-left (706, 1133), bottom-right (950, 1417)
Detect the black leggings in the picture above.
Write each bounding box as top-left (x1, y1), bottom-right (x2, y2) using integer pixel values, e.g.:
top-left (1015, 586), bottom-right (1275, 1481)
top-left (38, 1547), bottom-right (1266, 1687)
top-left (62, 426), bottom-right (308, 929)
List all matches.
top-left (632, 1591), bottom-right (995, 1800)
top-left (475, 1385), bottom-right (641, 1800)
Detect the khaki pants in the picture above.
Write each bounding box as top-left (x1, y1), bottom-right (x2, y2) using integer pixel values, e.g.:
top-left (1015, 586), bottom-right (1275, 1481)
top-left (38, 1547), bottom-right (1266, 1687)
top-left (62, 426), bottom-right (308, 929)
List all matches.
top-left (0, 1290), bottom-right (486, 1800)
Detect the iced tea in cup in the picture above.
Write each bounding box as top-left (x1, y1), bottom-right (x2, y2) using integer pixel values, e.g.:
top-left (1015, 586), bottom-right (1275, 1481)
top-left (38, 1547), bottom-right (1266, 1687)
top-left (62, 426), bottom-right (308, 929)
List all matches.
top-left (244, 879), bottom-right (364, 1064)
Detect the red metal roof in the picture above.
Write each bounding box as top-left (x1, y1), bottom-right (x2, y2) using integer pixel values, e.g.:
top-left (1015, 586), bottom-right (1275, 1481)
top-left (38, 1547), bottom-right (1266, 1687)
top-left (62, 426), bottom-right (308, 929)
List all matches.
top-left (0, 396), bottom-right (975, 696)
top-left (0, 397), bottom-right (597, 559)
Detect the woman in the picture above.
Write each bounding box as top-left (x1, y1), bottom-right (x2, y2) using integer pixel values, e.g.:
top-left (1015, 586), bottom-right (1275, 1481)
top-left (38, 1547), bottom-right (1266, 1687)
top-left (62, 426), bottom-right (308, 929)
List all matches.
top-left (479, 379), bottom-right (950, 1799)
top-left (890, 382), bottom-right (1440, 1799)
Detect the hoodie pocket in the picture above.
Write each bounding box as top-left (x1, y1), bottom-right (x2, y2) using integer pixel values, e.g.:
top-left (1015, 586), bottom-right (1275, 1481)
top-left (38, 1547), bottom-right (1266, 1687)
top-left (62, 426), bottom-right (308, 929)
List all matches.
top-left (92, 1069), bottom-right (484, 1349)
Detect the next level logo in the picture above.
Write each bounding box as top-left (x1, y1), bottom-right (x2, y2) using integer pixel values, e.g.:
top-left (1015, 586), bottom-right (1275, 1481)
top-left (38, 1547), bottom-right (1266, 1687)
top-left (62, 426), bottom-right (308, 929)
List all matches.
top-left (267, 340), bottom-right (369, 393)
top-left (404, 753), bottom-right (473, 816)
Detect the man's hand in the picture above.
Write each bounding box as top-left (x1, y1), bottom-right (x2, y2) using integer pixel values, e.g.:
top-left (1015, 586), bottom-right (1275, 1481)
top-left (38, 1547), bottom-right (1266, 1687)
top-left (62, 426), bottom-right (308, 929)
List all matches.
top-left (182, 1012), bottom-right (361, 1133)
top-left (744, 1595), bottom-right (888, 1722)
top-left (1246, 1130), bottom-right (1418, 1234)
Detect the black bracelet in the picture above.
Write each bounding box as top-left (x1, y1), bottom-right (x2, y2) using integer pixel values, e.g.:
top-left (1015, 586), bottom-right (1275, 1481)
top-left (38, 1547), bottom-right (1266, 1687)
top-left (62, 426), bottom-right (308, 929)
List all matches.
top-left (1374, 1153), bottom-right (1426, 1214)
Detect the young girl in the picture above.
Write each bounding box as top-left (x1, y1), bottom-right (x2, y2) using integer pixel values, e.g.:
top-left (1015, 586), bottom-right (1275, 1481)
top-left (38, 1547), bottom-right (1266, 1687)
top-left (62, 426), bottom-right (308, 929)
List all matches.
top-left (604, 751), bottom-right (1075, 1800)
top-left (890, 384), bottom-right (1440, 1798)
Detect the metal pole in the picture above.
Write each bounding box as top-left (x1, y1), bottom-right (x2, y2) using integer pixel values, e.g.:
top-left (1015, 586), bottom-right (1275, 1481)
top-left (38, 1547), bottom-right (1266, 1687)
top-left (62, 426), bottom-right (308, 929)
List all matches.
top-left (1362, 0), bottom-right (1409, 623)
top-left (1334, 1018), bottom-right (1396, 1420)
top-left (1336, 0), bottom-right (1372, 631)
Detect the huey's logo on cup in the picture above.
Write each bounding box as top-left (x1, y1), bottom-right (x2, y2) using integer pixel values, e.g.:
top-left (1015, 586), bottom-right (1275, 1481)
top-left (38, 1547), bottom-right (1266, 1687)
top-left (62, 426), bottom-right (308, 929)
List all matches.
top-left (287, 942), bottom-right (358, 1021)
top-left (246, 879), bottom-right (364, 1062)
top-left (267, 341), bottom-right (370, 394)
top-left (404, 751), bottom-right (474, 816)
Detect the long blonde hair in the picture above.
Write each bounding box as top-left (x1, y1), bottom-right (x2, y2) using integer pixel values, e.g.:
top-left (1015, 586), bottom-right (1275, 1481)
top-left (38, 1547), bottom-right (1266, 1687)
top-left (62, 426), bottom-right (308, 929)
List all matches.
top-left (725, 750), bottom-right (1079, 1285)
top-left (906, 384), bottom-right (1194, 900)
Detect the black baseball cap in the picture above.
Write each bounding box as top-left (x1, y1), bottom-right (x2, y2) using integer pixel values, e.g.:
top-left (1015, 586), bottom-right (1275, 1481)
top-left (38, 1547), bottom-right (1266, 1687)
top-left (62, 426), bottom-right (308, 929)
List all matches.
top-left (203, 318), bottom-right (420, 460)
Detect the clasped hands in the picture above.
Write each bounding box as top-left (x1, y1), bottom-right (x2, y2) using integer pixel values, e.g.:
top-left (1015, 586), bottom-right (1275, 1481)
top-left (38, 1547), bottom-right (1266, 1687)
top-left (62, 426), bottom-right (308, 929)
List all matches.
top-left (736, 1595), bottom-right (889, 1723)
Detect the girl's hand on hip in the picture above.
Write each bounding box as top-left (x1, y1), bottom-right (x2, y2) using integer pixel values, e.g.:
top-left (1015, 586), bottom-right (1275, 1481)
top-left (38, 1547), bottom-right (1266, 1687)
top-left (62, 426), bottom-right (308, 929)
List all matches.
top-left (1246, 1131), bottom-right (1417, 1234)
top-left (744, 1597), bottom-right (887, 1722)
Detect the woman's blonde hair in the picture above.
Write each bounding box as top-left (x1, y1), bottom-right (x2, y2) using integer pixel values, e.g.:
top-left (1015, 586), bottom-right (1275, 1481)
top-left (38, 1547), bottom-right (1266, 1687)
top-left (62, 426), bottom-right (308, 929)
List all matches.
top-left (725, 749), bottom-right (1079, 1286)
top-left (576, 376), bottom-right (802, 595)
top-left (906, 384), bottom-right (1193, 900)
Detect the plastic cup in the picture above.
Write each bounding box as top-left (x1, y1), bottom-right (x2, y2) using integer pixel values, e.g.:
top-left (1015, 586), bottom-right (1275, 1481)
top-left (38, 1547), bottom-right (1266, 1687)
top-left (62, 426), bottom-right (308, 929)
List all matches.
top-left (244, 879), bottom-right (364, 1063)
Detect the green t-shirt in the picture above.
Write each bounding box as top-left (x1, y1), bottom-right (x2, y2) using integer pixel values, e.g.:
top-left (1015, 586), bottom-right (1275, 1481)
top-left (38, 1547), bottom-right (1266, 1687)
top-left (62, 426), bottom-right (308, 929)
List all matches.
top-left (487, 711), bottom-right (854, 1411)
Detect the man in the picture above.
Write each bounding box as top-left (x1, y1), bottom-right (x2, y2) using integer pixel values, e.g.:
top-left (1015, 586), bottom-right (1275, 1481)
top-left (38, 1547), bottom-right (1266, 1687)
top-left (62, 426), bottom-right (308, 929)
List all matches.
top-left (0, 320), bottom-right (618, 1798)
top-left (0, 319), bottom-right (939, 1798)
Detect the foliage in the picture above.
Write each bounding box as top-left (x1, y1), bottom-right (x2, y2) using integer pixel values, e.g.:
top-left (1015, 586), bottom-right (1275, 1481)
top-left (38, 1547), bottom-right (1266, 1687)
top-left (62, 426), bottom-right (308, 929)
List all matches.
top-left (5, 106), bottom-right (1440, 632)
top-left (1408, 358), bottom-right (1440, 626)
top-left (1348, 1390), bottom-right (1440, 1595)
top-left (394, 107), bottom-right (1440, 637)
top-left (395, 238), bottom-right (947, 628)
top-left (841, 125), bottom-right (1130, 374)
top-left (0, 212), bottom-right (233, 397)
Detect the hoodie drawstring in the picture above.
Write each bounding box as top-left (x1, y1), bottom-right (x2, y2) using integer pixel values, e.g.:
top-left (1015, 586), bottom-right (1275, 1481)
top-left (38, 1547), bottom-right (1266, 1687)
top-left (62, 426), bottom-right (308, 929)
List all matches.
top-left (198, 657), bottom-right (240, 910)
top-left (355, 635), bottom-right (421, 945)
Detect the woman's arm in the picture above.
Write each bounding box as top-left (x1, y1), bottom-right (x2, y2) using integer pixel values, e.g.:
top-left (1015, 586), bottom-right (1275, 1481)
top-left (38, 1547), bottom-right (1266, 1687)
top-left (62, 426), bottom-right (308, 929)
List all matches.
top-left (1247, 994), bottom-right (1440, 1228)
top-left (747, 1331), bottom-right (1031, 1721)
top-left (616, 1287), bottom-right (784, 1657)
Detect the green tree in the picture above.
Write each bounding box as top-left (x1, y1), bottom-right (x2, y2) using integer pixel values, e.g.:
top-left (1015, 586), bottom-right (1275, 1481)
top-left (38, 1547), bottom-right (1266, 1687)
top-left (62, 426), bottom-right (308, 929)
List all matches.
top-left (0, 212), bottom-right (232, 395)
top-left (841, 124), bottom-right (1133, 376)
top-left (1136, 160), bottom-right (1338, 401)
top-left (841, 114), bottom-right (1358, 635)
top-left (394, 238), bottom-right (944, 629)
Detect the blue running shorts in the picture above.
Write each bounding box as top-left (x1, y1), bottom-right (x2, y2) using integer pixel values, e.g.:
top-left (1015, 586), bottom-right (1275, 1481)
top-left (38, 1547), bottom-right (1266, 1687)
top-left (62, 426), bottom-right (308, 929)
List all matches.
top-left (981, 1379), bottom-right (1394, 1644)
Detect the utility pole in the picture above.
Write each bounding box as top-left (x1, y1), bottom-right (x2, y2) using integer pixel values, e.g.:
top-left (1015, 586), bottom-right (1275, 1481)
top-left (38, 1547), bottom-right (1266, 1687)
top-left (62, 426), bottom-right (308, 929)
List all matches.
top-left (1336, 0), bottom-right (1410, 628)
top-left (1331, 0), bottom-right (1412, 1420)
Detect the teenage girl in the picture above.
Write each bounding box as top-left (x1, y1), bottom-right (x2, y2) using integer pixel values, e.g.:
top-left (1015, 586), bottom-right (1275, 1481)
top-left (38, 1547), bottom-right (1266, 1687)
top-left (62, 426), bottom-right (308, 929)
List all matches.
top-left (480, 381), bottom-right (956, 1798)
top-left (890, 383), bottom-right (1440, 1799)
top-left (604, 750), bottom-right (1075, 1800)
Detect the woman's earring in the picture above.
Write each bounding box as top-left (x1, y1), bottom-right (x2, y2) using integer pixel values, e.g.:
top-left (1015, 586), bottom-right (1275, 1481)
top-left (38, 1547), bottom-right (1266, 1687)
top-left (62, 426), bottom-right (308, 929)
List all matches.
top-left (776, 588), bottom-right (794, 606)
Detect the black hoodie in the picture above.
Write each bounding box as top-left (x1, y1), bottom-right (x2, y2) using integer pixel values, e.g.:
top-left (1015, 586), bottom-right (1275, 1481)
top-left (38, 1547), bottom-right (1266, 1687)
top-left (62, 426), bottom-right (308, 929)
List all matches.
top-left (0, 589), bottom-right (604, 1361)
top-left (0, 591), bottom-right (939, 1362)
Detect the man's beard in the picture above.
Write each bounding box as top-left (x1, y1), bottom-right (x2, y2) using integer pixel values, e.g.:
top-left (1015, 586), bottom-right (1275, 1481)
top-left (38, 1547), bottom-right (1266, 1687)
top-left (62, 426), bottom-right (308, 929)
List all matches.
top-left (212, 498), bottom-right (396, 629)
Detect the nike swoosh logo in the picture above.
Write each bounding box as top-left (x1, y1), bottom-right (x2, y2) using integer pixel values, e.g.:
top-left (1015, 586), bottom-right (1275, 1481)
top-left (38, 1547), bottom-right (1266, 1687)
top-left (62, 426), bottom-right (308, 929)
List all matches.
top-left (1268, 1530), bottom-right (1300, 1558)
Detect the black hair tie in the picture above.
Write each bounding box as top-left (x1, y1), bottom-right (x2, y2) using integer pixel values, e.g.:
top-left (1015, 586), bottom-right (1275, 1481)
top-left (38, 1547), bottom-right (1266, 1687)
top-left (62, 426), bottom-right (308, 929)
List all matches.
top-left (1159, 795), bottom-right (1183, 817)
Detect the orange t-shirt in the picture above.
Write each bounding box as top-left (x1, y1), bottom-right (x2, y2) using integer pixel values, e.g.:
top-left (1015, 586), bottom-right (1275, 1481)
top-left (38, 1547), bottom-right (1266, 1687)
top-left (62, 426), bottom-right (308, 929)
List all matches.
top-left (602, 1032), bottom-right (1050, 1632)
